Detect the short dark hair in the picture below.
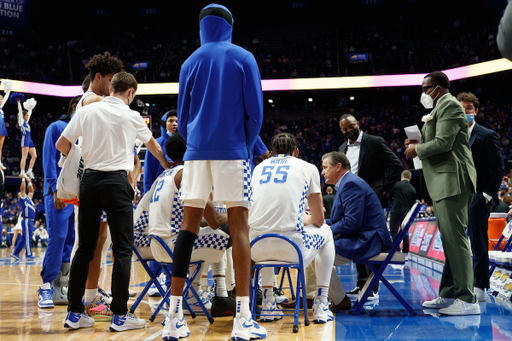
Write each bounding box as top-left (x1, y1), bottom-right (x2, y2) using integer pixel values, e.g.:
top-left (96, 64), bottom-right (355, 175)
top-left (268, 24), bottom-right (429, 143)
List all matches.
top-left (340, 113), bottom-right (355, 121)
top-left (82, 75), bottom-right (91, 93)
top-left (322, 151), bottom-right (351, 171)
top-left (110, 71), bottom-right (137, 93)
top-left (456, 92), bottom-right (480, 109)
top-left (165, 132), bottom-right (187, 161)
top-left (162, 110), bottom-right (178, 126)
top-left (424, 71), bottom-right (450, 89)
top-left (271, 133), bottom-right (297, 155)
top-left (63, 95), bottom-right (82, 119)
top-left (85, 52), bottom-right (124, 80)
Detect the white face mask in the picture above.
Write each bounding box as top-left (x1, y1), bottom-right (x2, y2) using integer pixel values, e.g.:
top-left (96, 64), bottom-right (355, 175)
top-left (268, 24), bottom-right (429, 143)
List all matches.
top-left (420, 86), bottom-right (439, 109)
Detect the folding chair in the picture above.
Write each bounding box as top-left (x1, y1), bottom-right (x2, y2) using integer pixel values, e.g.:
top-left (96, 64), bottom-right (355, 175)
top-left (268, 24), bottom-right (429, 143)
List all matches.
top-left (489, 220), bottom-right (512, 276)
top-left (352, 202), bottom-right (422, 316)
top-left (129, 245), bottom-right (166, 315)
top-left (250, 233), bottom-right (309, 333)
top-left (277, 267), bottom-right (296, 301)
top-left (150, 235), bottom-right (215, 324)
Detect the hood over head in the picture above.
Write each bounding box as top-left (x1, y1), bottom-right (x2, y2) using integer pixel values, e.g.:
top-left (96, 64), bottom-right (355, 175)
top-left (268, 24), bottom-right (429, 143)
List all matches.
top-left (199, 4), bottom-right (233, 45)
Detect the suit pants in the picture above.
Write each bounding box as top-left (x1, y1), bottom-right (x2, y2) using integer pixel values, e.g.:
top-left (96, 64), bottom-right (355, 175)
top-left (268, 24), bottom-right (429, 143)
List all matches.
top-left (68, 170), bottom-right (134, 315)
top-left (467, 192), bottom-right (491, 289)
top-left (433, 193), bottom-right (476, 303)
top-left (389, 212), bottom-right (409, 253)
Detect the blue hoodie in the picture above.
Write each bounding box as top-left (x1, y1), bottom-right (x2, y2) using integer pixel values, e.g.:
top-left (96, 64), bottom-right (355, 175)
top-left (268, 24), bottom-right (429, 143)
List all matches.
top-left (43, 119), bottom-right (70, 195)
top-left (178, 4), bottom-right (263, 161)
top-left (143, 112), bottom-right (173, 194)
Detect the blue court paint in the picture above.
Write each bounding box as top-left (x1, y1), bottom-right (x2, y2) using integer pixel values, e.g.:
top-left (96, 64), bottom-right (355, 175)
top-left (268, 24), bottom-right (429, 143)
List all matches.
top-left (334, 261), bottom-right (512, 340)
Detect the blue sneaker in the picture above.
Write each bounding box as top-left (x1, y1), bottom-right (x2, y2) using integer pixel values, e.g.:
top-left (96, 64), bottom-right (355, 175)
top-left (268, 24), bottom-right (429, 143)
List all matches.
top-left (38, 285), bottom-right (54, 309)
top-left (110, 313), bottom-right (145, 332)
top-left (26, 255), bottom-right (36, 259)
top-left (162, 316), bottom-right (190, 340)
top-left (64, 311), bottom-right (95, 329)
top-left (10, 253), bottom-right (21, 261)
top-left (231, 316), bottom-right (267, 341)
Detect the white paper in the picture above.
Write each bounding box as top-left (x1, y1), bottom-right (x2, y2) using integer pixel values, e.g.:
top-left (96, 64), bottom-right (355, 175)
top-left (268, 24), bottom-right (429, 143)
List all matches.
top-left (404, 125), bottom-right (423, 170)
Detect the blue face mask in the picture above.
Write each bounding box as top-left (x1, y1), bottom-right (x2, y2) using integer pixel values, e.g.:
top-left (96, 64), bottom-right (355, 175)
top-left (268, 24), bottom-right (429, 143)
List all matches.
top-left (466, 114), bottom-right (475, 124)
top-left (166, 131), bottom-right (173, 137)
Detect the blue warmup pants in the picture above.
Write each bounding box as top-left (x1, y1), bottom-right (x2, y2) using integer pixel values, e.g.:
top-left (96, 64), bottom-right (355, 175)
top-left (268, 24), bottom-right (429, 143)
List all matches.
top-left (13, 218), bottom-right (34, 257)
top-left (40, 193), bottom-right (75, 283)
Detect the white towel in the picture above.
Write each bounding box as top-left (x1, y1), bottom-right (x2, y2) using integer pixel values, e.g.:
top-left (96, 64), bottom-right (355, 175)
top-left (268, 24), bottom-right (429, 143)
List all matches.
top-left (57, 143), bottom-right (83, 199)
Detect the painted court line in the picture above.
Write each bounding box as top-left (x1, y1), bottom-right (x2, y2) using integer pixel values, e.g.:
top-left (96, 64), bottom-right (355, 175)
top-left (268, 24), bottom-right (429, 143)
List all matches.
top-left (143, 329), bottom-right (164, 341)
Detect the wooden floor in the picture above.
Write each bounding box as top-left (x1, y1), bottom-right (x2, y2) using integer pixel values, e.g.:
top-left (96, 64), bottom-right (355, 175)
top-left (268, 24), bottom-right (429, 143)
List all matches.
top-left (0, 247), bottom-right (334, 341)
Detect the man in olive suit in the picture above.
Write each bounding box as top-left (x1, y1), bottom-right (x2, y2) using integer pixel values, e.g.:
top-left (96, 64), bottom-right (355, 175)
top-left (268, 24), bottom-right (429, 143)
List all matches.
top-left (405, 71), bottom-right (479, 316)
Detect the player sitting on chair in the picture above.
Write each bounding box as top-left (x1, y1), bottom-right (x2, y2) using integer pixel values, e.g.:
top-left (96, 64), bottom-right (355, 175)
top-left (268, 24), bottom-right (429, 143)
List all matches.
top-left (147, 133), bottom-right (236, 340)
top-left (249, 133), bottom-right (336, 324)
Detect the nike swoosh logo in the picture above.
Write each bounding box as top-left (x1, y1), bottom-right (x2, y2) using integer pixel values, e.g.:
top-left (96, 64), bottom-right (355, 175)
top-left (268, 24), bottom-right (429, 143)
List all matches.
top-left (175, 322), bottom-right (185, 329)
top-left (242, 322), bottom-right (254, 329)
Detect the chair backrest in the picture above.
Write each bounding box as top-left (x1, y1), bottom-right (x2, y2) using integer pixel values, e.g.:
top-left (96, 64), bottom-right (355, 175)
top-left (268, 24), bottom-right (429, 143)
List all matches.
top-left (250, 233), bottom-right (304, 265)
top-left (388, 202), bottom-right (422, 256)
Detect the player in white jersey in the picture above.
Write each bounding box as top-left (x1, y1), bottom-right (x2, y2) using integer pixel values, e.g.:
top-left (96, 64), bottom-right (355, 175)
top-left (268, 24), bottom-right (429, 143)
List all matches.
top-left (67, 53), bottom-right (125, 319)
top-left (249, 133), bottom-right (335, 324)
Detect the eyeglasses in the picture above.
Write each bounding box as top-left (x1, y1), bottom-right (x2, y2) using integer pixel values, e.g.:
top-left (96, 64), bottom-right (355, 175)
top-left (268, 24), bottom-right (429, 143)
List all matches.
top-left (422, 84), bottom-right (438, 93)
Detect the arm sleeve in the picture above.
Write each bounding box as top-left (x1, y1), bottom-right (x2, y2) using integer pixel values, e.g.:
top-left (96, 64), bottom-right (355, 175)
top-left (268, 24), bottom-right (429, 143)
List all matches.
top-left (61, 110), bottom-right (83, 142)
top-left (483, 130), bottom-right (505, 197)
top-left (416, 102), bottom-right (464, 160)
top-left (498, 0), bottom-right (512, 61)
top-left (242, 54), bottom-right (264, 151)
top-left (177, 65), bottom-right (190, 143)
top-left (27, 109), bottom-right (33, 123)
top-left (376, 137), bottom-right (402, 192)
top-left (0, 91), bottom-right (9, 109)
top-left (17, 102), bottom-right (23, 128)
top-left (388, 183), bottom-right (397, 201)
top-left (42, 125), bottom-right (60, 193)
top-left (329, 181), bottom-right (365, 238)
top-left (254, 136), bottom-right (268, 157)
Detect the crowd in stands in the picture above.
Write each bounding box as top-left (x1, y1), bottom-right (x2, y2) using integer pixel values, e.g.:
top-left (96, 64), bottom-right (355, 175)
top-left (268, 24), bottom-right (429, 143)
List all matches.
top-left (0, 11), bottom-right (502, 85)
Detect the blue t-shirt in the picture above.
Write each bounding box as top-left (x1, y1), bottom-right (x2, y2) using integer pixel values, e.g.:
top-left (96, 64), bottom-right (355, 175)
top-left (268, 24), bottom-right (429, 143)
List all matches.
top-left (19, 196), bottom-right (36, 220)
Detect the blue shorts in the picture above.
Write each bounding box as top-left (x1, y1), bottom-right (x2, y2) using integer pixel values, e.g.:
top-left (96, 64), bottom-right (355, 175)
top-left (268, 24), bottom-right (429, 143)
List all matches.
top-left (21, 134), bottom-right (35, 148)
top-left (0, 123), bottom-right (7, 137)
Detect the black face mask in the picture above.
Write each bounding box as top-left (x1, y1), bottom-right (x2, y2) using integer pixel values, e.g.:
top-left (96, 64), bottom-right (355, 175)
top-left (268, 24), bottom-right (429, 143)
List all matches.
top-left (344, 128), bottom-right (360, 141)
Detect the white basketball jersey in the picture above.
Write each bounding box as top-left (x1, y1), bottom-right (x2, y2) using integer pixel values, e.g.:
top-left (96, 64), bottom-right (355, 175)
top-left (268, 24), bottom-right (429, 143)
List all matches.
top-left (76, 90), bottom-right (96, 112)
top-left (148, 165), bottom-right (184, 239)
top-left (249, 155), bottom-right (321, 235)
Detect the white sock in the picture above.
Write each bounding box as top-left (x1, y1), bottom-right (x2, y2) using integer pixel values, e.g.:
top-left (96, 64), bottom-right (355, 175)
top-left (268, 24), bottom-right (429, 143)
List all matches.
top-left (262, 287), bottom-right (275, 304)
top-left (169, 295), bottom-right (184, 319)
top-left (236, 296), bottom-right (251, 320)
top-left (226, 248), bottom-right (235, 291)
top-left (28, 168), bottom-right (32, 173)
top-left (316, 287), bottom-right (329, 304)
top-left (213, 277), bottom-right (228, 297)
top-left (84, 288), bottom-right (98, 304)
top-left (42, 282), bottom-right (51, 290)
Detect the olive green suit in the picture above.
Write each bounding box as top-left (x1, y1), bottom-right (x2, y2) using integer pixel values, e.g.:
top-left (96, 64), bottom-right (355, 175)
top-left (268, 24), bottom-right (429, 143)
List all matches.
top-left (416, 93), bottom-right (477, 303)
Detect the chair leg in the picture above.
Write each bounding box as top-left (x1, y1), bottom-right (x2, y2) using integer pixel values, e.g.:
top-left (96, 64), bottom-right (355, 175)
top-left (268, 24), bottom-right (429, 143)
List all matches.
top-left (251, 267), bottom-right (261, 321)
top-left (286, 267), bottom-right (296, 301)
top-left (379, 275), bottom-right (416, 316)
top-left (300, 266), bottom-right (309, 326)
top-left (352, 265), bottom-right (380, 315)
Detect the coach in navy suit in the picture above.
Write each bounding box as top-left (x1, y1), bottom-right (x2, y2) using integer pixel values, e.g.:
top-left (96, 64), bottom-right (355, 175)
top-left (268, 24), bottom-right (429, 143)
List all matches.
top-left (458, 92), bottom-right (504, 301)
top-left (320, 151), bottom-right (392, 311)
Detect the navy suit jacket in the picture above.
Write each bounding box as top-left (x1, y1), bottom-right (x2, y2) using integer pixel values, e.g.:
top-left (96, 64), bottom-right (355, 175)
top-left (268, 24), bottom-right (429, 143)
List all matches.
top-left (469, 123), bottom-right (504, 207)
top-left (326, 172), bottom-right (392, 262)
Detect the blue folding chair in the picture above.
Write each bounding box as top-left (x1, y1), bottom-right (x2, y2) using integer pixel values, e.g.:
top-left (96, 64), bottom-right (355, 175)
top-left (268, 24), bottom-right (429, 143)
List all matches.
top-left (129, 245), bottom-right (166, 315)
top-left (277, 267), bottom-right (296, 301)
top-left (150, 235), bottom-right (215, 324)
top-left (352, 202), bottom-right (422, 316)
top-left (489, 220), bottom-right (512, 276)
top-left (250, 233), bottom-right (309, 333)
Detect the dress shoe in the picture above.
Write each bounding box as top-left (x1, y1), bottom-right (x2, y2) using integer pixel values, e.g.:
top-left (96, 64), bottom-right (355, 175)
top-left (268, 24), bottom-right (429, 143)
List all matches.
top-left (280, 298), bottom-right (314, 309)
top-left (329, 295), bottom-right (351, 312)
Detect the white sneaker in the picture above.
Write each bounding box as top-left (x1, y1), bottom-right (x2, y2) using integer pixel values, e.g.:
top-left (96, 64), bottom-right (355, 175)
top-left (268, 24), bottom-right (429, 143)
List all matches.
top-left (163, 316), bottom-right (190, 341)
top-left (312, 299), bottom-right (333, 324)
top-left (64, 311), bottom-right (95, 329)
top-left (259, 300), bottom-right (283, 322)
top-left (148, 284), bottom-right (163, 297)
top-left (273, 288), bottom-right (289, 304)
top-left (26, 170), bottom-right (35, 179)
top-left (231, 316), bottom-right (267, 341)
top-left (474, 288), bottom-right (487, 302)
top-left (109, 313), bottom-right (146, 331)
top-left (422, 297), bottom-right (455, 309)
top-left (439, 299), bottom-right (481, 316)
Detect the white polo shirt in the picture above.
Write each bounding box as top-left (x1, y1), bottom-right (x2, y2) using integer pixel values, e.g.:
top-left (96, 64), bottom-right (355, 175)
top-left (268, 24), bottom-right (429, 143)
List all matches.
top-left (62, 96), bottom-right (152, 172)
